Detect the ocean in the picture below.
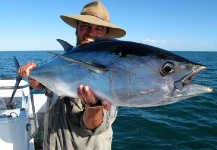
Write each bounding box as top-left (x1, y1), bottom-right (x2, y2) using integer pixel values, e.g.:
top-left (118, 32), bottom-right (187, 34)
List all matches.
top-left (0, 51), bottom-right (216, 149)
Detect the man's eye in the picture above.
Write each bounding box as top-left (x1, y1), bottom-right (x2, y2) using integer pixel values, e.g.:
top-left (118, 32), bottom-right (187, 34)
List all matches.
top-left (96, 27), bottom-right (103, 32)
top-left (81, 24), bottom-right (89, 28)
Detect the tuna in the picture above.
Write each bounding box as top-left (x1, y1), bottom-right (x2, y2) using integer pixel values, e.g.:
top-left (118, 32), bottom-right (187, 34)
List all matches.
top-left (13, 38), bottom-right (213, 108)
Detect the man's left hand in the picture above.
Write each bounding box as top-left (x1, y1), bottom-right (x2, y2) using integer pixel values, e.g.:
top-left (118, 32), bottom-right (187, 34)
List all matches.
top-left (77, 85), bottom-right (111, 110)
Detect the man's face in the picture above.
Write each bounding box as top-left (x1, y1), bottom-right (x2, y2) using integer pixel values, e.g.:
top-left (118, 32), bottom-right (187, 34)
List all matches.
top-left (76, 21), bottom-right (108, 45)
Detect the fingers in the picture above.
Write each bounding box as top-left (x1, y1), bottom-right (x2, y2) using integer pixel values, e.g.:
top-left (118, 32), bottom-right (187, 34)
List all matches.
top-left (77, 85), bottom-right (111, 111)
top-left (18, 62), bottom-right (37, 77)
top-left (77, 85), bottom-right (98, 107)
top-left (102, 100), bottom-right (111, 111)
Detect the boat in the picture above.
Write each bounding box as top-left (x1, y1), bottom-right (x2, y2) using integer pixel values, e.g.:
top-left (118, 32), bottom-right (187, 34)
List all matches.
top-left (0, 77), bottom-right (47, 150)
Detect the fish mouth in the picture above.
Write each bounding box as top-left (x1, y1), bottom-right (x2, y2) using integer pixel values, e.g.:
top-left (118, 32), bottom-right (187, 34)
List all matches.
top-left (174, 65), bottom-right (213, 93)
top-left (182, 65), bottom-right (206, 84)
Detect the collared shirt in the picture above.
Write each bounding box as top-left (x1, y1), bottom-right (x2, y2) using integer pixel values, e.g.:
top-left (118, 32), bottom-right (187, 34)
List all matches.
top-left (43, 91), bottom-right (116, 150)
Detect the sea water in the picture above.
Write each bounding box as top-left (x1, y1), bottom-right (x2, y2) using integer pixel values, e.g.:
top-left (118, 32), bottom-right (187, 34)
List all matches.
top-left (0, 51), bottom-right (216, 149)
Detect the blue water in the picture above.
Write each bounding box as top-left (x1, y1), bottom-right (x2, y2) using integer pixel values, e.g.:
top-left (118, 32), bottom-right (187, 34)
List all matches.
top-left (0, 51), bottom-right (217, 149)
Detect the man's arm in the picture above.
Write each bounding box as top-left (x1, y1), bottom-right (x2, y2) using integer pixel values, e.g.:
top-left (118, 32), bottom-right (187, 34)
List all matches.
top-left (77, 85), bottom-right (111, 130)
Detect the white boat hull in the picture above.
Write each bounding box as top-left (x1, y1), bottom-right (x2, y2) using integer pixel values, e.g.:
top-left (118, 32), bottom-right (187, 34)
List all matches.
top-left (0, 79), bottom-right (47, 150)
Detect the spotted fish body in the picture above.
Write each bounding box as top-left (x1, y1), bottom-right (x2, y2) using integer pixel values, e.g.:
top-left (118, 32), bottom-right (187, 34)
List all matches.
top-left (28, 38), bottom-right (213, 107)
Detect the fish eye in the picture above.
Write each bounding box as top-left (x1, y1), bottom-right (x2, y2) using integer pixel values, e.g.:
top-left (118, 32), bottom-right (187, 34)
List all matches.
top-left (161, 62), bottom-right (175, 75)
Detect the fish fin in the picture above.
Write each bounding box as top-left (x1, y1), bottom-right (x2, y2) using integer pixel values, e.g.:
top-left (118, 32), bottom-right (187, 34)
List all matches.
top-left (48, 51), bottom-right (108, 74)
top-left (7, 57), bottom-right (23, 108)
top-left (85, 101), bottom-right (104, 109)
top-left (84, 103), bottom-right (117, 118)
top-left (57, 39), bottom-right (73, 52)
top-left (85, 105), bottom-right (104, 109)
top-left (85, 104), bottom-right (118, 118)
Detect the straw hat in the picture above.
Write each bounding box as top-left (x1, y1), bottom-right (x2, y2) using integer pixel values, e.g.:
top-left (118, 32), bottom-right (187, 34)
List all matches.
top-left (60, 1), bottom-right (126, 38)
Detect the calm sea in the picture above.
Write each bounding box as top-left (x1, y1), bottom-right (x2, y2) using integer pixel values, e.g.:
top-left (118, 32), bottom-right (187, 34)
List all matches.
top-left (0, 51), bottom-right (216, 149)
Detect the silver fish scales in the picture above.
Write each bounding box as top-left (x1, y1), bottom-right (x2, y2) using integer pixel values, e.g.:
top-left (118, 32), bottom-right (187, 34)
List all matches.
top-left (13, 38), bottom-right (213, 109)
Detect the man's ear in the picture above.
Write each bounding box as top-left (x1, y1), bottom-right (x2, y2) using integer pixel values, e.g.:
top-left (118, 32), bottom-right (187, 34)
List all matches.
top-left (75, 29), bottom-right (78, 36)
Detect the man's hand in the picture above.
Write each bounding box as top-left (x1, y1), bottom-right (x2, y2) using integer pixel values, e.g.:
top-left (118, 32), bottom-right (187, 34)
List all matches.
top-left (77, 85), bottom-right (111, 130)
top-left (77, 85), bottom-right (111, 110)
top-left (18, 62), bottom-right (44, 90)
top-left (18, 62), bottom-right (37, 77)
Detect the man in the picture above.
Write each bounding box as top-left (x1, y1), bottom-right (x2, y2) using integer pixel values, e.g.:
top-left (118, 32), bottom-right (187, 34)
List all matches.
top-left (19, 1), bottom-right (126, 150)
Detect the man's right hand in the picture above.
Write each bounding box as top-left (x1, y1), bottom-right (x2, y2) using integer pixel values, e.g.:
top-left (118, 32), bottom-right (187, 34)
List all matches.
top-left (18, 62), bottom-right (44, 90)
top-left (18, 62), bottom-right (37, 77)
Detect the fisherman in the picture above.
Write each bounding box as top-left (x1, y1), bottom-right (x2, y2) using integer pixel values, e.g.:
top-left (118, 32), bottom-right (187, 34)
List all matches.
top-left (18, 1), bottom-right (126, 150)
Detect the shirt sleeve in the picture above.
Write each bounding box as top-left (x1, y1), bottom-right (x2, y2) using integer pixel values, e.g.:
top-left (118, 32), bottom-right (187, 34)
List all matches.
top-left (80, 109), bottom-right (111, 135)
top-left (65, 97), bottom-right (117, 136)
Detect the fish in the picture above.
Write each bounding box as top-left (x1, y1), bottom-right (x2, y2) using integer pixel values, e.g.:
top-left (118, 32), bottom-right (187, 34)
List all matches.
top-left (12, 38), bottom-right (213, 109)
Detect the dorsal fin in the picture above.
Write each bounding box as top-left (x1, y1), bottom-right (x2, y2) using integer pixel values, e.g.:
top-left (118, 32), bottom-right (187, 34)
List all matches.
top-left (57, 39), bottom-right (73, 52)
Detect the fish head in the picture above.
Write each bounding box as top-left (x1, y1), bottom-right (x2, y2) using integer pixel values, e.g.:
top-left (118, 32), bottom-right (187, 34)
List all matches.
top-left (166, 61), bottom-right (213, 102)
top-left (148, 59), bottom-right (211, 106)
top-left (110, 43), bottom-right (213, 107)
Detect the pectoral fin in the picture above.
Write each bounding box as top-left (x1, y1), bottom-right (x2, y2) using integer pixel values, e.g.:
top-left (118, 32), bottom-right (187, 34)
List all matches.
top-left (49, 52), bottom-right (107, 74)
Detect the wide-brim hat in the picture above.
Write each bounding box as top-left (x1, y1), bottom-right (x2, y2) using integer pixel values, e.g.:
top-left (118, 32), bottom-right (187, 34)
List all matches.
top-left (60, 1), bottom-right (126, 38)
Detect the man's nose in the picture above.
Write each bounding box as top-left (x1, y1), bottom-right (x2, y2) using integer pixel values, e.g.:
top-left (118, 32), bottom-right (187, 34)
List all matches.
top-left (87, 27), bottom-right (96, 36)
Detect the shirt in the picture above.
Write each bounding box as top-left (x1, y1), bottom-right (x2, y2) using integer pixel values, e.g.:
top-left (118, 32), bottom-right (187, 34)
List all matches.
top-left (43, 90), bottom-right (116, 150)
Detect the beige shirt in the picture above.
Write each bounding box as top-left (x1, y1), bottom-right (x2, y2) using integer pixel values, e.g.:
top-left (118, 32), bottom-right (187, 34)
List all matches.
top-left (43, 91), bottom-right (116, 150)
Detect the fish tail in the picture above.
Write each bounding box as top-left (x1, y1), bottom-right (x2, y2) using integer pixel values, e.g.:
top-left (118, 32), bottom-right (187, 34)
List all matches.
top-left (7, 57), bottom-right (23, 107)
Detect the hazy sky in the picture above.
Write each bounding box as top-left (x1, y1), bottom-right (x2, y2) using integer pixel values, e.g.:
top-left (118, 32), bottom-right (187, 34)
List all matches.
top-left (1, 0), bottom-right (216, 51)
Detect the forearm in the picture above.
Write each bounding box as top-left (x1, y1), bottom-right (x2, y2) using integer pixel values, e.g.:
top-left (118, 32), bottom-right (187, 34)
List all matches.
top-left (28, 78), bottom-right (44, 90)
top-left (82, 107), bottom-right (103, 130)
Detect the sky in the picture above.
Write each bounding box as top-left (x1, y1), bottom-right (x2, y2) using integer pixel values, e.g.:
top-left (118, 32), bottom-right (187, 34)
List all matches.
top-left (0, 0), bottom-right (216, 51)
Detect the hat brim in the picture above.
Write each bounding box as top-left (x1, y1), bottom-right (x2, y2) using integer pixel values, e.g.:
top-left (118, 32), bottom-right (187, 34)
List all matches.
top-left (60, 15), bottom-right (126, 38)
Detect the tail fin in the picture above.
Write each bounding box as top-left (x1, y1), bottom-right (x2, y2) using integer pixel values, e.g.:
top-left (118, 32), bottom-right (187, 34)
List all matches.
top-left (7, 57), bottom-right (23, 108)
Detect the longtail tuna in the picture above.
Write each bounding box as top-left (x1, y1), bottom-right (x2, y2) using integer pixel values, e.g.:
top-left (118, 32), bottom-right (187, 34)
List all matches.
top-left (12, 38), bottom-right (213, 108)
